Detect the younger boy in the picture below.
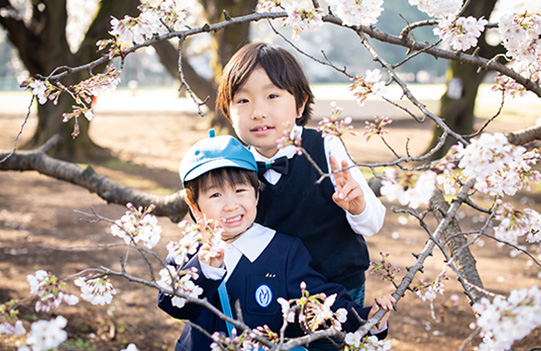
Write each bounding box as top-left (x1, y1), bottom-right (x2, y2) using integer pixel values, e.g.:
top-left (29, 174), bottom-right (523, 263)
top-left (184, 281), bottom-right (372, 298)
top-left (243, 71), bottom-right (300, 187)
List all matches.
top-left (158, 132), bottom-right (394, 351)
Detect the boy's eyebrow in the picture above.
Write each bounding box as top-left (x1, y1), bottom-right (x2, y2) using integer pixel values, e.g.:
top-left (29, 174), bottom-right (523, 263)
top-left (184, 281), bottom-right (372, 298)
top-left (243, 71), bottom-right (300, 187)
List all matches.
top-left (236, 82), bottom-right (277, 94)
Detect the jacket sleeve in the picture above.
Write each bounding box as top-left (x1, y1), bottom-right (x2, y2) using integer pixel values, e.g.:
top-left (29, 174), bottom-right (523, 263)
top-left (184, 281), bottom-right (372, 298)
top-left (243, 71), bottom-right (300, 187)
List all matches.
top-left (284, 238), bottom-right (388, 339)
top-left (157, 255), bottom-right (222, 320)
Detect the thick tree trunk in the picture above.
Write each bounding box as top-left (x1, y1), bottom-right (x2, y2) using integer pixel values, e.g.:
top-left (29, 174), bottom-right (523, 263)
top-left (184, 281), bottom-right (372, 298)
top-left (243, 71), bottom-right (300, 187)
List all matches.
top-left (1, 0), bottom-right (140, 160)
top-left (426, 0), bottom-right (504, 160)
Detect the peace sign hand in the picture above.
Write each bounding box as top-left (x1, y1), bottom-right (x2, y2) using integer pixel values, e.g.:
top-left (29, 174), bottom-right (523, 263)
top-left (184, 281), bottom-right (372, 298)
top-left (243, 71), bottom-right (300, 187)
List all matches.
top-left (330, 155), bottom-right (366, 215)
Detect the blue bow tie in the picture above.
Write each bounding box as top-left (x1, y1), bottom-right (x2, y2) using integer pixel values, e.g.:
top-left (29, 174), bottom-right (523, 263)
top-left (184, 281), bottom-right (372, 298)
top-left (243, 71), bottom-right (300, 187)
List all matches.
top-left (257, 156), bottom-right (289, 176)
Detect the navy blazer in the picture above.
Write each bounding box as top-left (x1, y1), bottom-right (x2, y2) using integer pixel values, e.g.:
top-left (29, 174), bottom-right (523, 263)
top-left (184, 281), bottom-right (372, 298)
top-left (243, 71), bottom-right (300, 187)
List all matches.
top-left (158, 232), bottom-right (387, 351)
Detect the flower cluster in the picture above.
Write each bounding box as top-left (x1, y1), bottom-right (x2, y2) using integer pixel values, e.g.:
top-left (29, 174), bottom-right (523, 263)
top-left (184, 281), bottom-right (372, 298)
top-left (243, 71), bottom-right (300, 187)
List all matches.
top-left (0, 300), bottom-right (26, 336)
top-left (109, 0), bottom-right (187, 47)
top-left (380, 169), bottom-right (437, 209)
top-left (27, 270), bottom-right (79, 313)
top-left (344, 334), bottom-right (392, 351)
top-left (456, 133), bottom-right (524, 180)
top-left (498, 11), bottom-right (541, 71)
top-left (70, 64), bottom-right (121, 106)
top-left (408, 0), bottom-right (462, 18)
top-left (434, 15), bottom-right (488, 51)
top-left (369, 252), bottom-right (400, 283)
top-left (256, 0), bottom-right (283, 13)
top-left (157, 266), bottom-right (202, 309)
top-left (21, 78), bottom-right (61, 106)
top-left (277, 282), bottom-right (348, 333)
top-left (276, 122), bottom-right (303, 155)
top-left (74, 274), bottom-right (117, 306)
top-left (110, 203), bottom-right (162, 249)
top-left (363, 116), bottom-right (392, 142)
top-left (491, 75), bottom-right (526, 98)
top-left (167, 219), bottom-right (226, 266)
top-left (334, 0), bottom-right (384, 27)
top-left (437, 133), bottom-right (541, 198)
top-left (473, 285), bottom-right (541, 351)
top-left (282, 5), bottom-right (324, 40)
top-left (317, 102), bottom-right (357, 139)
top-left (210, 328), bottom-right (261, 351)
top-left (348, 69), bottom-right (388, 107)
top-left (493, 202), bottom-right (541, 244)
top-left (17, 316), bottom-right (68, 351)
top-left (413, 274), bottom-right (449, 302)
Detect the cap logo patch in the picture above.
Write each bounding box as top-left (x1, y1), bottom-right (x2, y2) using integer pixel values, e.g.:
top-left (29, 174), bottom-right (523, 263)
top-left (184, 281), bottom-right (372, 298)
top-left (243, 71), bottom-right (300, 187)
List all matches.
top-left (255, 284), bottom-right (272, 308)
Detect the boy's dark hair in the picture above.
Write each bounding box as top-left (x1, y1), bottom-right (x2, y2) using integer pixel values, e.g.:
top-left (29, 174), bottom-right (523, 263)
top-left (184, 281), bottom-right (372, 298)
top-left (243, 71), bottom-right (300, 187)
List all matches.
top-left (216, 42), bottom-right (314, 126)
top-left (184, 167), bottom-right (260, 208)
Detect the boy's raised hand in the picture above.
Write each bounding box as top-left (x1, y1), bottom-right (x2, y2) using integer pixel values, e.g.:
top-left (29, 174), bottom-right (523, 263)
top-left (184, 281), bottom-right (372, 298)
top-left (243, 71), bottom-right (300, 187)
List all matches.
top-left (198, 226), bottom-right (225, 268)
top-left (330, 155), bottom-right (366, 215)
top-left (367, 294), bottom-right (396, 331)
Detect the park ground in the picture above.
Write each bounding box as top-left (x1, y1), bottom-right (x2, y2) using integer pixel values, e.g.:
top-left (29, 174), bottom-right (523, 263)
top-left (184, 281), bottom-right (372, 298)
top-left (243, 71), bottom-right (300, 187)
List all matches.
top-left (0, 87), bottom-right (540, 350)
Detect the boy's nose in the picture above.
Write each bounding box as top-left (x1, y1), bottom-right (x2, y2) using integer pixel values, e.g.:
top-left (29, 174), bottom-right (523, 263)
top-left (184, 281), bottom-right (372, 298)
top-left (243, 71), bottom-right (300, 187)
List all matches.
top-left (251, 102), bottom-right (267, 120)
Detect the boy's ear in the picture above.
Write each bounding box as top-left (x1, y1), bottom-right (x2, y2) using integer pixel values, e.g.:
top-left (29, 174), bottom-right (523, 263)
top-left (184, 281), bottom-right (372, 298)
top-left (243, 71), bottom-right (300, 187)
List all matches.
top-left (297, 93), bottom-right (309, 118)
top-left (185, 197), bottom-right (204, 223)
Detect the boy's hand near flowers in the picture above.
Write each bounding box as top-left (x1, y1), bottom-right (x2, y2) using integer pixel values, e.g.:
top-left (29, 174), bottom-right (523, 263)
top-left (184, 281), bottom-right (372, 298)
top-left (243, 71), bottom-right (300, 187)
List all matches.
top-left (330, 155), bottom-right (366, 215)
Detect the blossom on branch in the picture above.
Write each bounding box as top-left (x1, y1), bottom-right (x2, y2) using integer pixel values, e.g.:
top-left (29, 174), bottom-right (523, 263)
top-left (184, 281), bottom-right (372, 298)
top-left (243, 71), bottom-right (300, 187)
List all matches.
top-left (380, 169), bottom-right (437, 209)
top-left (277, 122), bottom-right (303, 155)
top-left (74, 274), bottom-right (117, 306)
top-left (21, 78), bottom-right (61, 106)
top-left (167, 219), bottom-right (226, 266)
top-left (282, 4), bottom-right (324, 40)
top-left (348, 69), bottom-right (388, 106)
top-left (334, 0), bottom-right (384, 27)
top-left (493, 202), bottom-right (541, 243)
top-left (473, 285), bottom-right (541, 351)
top-left (370, 252), bottom-right (400, 283)
top-left (408, 0), bottom-right (462, 18)
top-left (109, 0), bottom-right (187, 46)
top-left (498, 11), bottom-right (541, 66)
top-left (277, 282), bottom-right (348, 333)
top-left (110, 203), bottom-right (162, 249)
top-left (363, 116), bottom-right (392, 142)
top-left (17, 316), bottom-right (68, 351)
top-left (413, 274), bottom-right (450, 302)
top-left (0, 300), bottom-right (26, 336)
top-left (157, 266), bottom-right (202, 309)
top-left (27, 270), bottom-right (78, 313)
top-left (256, 0), bottom-right (283, 13)
top-left (434, 15), bottom-right (488, 51)
top-left (317, 102), bottom-right (358, 139)
top-left (344, 334), bottom-right (391, 351)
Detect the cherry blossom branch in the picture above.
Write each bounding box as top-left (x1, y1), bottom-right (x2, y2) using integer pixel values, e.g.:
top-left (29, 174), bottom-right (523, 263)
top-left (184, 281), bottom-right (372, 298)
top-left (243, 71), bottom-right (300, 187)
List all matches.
top-left (0, 137), bottom-right (189, 222)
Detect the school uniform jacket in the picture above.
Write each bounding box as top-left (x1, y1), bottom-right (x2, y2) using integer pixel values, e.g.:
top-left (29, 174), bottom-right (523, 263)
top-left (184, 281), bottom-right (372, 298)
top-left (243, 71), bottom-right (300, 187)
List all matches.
top-left (158, 224), bottom-right (387, 351)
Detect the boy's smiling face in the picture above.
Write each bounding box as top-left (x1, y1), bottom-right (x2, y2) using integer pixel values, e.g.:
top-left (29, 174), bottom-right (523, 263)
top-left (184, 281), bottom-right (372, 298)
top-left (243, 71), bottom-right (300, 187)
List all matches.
top-left (193, 179), bottom-right (258, 239)
top-left (229, 67), bottom-right (306, 158)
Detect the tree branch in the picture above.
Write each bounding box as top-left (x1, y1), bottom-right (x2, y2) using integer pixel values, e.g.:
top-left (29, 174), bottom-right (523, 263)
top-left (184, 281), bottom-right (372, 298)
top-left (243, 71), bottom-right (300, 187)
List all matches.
top-left (0, 136), bottom-right (189, 222)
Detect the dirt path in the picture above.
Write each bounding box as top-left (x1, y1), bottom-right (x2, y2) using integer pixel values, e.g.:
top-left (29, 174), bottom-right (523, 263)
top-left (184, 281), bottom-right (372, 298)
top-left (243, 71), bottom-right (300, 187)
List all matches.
top-left (1, 111), bottom-right (540, 350)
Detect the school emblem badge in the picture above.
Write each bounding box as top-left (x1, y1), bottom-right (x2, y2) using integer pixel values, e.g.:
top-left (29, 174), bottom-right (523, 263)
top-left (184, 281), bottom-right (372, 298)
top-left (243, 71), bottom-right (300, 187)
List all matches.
top-left (254, 284), bottom-right (272, 308)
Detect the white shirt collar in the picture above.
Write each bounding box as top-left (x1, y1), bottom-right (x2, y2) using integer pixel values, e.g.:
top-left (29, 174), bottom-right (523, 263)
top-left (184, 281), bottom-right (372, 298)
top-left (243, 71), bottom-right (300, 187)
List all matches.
top-left (228, 223), bottom-right (275, 263)
top-left (251, 124), bottom-right (304, 162)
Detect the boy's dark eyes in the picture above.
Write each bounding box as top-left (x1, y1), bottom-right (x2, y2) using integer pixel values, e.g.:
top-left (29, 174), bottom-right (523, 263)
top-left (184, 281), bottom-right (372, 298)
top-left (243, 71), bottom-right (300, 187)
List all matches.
top-left (209, 192), bottom-right (221, 198)
top-left (236, 98), bottom-right (249, 104)
top-left (268, 93), bottom-right (278, 99)
top-left (236, 188), bottom-right (247, 193)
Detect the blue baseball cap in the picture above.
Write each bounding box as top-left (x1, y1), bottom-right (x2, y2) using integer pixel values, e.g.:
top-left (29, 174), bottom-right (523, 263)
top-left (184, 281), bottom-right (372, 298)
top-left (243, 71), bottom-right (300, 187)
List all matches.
top-left (179, 130), bottom-right (257, 185)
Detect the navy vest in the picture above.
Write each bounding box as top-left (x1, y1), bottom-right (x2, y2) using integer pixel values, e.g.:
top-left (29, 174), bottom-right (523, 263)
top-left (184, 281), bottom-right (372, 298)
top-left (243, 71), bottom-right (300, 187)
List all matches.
top-left (256, 128), bottom-right (369, 290)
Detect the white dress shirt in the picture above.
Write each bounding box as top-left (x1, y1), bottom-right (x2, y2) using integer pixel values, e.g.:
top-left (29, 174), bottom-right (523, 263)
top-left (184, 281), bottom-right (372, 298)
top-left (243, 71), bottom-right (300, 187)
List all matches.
top-left (251, 125), bottom-right (385, 237)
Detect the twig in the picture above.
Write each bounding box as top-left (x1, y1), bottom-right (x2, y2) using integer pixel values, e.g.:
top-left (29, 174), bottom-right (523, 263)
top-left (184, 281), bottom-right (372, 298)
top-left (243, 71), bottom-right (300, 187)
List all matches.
top-left (0, 95), bottom-right (35, 165)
